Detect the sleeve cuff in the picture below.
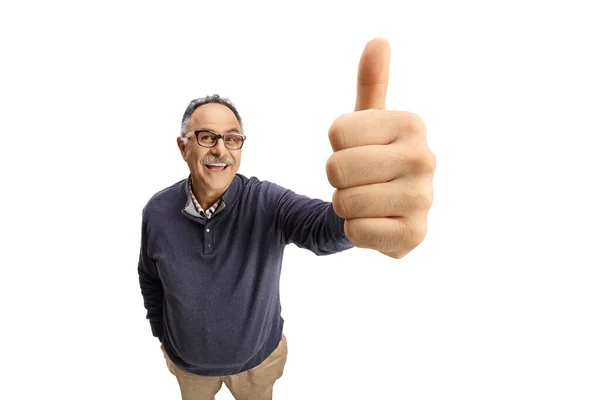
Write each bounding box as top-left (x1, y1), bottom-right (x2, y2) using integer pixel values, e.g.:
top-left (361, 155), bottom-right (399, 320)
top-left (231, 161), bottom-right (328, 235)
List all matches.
top-left (150, 319), bottom-right (164, 342)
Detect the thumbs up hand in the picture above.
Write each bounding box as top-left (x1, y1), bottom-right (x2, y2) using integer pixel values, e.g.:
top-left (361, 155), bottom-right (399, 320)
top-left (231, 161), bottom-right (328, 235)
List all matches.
top-left (326, 38), bottom-right (436, 259)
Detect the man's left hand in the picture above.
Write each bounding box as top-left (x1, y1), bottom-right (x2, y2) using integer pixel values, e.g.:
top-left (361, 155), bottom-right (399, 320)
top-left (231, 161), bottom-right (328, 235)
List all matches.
top-left (326, 38), bottom-right (436, 259)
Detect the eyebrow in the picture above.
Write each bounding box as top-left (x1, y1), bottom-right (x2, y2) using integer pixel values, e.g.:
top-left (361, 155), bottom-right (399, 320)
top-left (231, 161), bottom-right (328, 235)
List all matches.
top-left (196, 127), bottom-right (241, 134)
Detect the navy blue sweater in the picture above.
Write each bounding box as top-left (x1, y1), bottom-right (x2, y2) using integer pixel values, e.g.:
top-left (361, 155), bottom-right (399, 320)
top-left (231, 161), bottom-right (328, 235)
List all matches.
top-left (138, 174), bottom-right (353, 376)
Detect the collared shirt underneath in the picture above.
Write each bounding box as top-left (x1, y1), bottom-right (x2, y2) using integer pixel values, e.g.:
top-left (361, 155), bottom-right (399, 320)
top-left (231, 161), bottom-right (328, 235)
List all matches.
top-left (187, 178), bottom-right (222, 219)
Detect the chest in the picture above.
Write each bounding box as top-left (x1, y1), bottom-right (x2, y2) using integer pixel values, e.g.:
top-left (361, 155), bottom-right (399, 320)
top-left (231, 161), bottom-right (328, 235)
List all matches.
top-left (148, 206), bottom-right (280, 290)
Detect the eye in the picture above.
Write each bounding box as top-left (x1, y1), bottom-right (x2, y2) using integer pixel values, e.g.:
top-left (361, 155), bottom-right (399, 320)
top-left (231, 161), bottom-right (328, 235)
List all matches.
top-left (226, 135), bottom-right (242, 143)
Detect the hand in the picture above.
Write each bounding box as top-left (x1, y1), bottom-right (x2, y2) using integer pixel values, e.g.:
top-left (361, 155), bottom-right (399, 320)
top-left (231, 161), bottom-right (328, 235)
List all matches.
top-left (326, 38), bottom-right (436, 259)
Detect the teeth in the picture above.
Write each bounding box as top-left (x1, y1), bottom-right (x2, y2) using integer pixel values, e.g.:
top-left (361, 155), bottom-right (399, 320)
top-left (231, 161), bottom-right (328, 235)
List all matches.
top-left (206, 163), bottom-right (227, 167)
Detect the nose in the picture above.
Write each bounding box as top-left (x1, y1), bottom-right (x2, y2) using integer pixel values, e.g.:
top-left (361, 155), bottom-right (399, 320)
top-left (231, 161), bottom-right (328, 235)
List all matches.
top-left (210, 136), bottom-right (227, 154)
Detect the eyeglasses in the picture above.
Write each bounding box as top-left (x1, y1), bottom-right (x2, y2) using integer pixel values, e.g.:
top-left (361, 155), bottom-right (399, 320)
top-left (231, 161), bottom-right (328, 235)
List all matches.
top-left (186, 129), bottom-right (247, 150)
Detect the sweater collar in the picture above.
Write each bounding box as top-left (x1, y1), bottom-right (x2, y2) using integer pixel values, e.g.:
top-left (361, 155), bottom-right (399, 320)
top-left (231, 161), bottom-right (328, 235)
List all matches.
top-left (182, 174), bottom-right (243, 221)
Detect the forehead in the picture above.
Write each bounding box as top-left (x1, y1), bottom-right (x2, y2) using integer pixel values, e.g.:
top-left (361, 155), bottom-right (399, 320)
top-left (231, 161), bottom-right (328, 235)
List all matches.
top-left (188, 103), bottom-right (240, 131)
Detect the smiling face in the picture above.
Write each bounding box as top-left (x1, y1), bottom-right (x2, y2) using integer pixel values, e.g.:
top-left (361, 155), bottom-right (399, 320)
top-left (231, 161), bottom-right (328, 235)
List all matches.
top-left (177, 103), bottom-right (243, 202)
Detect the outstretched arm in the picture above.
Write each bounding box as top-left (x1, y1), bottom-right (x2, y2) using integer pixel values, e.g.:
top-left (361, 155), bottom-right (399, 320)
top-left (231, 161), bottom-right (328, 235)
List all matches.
top-left (275, 185), bottom-right (354, 255)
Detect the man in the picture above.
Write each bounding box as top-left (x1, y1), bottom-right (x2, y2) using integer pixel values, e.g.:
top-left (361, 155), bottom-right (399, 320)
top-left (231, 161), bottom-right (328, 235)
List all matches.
top-left (138, 38), bottom-right (436, 400)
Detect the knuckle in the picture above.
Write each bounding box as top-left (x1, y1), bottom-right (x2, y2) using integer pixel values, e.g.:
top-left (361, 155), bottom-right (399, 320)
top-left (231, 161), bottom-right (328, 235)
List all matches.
top-left (428, 151), bottom-right (437, 172)
top-left (423, 150), bottom-right (436, 173)
top-left (405, 112), bottom-right (426, 134)
top-left (407, 219), bottom-right (428, 248)
top-left (423, 184), bottom-right (434, 209)
top-left (410, 149), bottom-right (436, 175)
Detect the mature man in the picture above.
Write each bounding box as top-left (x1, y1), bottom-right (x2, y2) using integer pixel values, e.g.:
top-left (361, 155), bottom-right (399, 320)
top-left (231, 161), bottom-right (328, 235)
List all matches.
top-left (138, 38), bottom-right (436, 400)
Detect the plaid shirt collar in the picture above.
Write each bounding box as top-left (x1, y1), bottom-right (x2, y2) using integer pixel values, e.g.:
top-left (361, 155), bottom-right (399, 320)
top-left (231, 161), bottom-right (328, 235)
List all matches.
top-left (186, 177), bottom-right (224, 219)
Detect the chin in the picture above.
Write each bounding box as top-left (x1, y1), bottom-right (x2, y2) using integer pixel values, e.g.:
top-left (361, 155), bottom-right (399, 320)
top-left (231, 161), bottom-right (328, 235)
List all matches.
top-left (201, 167), bottom-right (235, 186)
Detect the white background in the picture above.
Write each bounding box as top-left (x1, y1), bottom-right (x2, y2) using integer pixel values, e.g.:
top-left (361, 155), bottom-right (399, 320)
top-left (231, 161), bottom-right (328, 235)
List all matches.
top-left (1, 1), bottom-right (599, 399)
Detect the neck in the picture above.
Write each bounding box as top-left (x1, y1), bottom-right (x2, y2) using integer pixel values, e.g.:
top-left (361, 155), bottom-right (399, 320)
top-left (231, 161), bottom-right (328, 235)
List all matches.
top-left (191, 176), bottom-right (224, 210)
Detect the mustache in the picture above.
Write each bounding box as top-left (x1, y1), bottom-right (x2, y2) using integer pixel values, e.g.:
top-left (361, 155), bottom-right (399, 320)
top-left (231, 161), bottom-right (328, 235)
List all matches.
top-left (202, 155), bottom-right (234, 166)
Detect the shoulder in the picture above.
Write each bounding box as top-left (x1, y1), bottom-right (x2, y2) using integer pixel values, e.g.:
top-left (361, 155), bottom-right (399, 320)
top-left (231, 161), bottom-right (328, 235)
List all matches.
top-left (142, 178), bottom-right (187, 220)
top-left (242, 175), bottom-right (291, 198)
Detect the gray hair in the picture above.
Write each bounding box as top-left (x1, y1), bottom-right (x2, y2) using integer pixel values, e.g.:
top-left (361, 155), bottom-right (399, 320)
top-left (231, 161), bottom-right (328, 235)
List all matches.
top-left (180, 94), bottom-right (243, 144)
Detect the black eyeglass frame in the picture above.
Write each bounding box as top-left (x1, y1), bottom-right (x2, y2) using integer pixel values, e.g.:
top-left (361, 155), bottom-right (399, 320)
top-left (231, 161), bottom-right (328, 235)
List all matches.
top-left (186, 129), bottom-right (247, 150)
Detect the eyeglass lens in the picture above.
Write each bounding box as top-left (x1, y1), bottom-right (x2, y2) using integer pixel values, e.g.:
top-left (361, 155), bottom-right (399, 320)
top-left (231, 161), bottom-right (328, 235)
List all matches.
top-left (198, 132), bottom-right (244, 149)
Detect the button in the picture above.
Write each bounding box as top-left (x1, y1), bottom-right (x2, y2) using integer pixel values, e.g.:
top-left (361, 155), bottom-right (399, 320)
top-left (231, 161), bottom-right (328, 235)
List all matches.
top-left (206, 228), bottom-right (210, 232)
top-left (207, 244), bottom-right (211, 248)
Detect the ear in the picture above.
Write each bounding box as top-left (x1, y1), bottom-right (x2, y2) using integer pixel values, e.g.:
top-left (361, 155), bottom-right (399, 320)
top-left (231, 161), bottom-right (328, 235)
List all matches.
top-left (177, 136), bottom-right (188, 159)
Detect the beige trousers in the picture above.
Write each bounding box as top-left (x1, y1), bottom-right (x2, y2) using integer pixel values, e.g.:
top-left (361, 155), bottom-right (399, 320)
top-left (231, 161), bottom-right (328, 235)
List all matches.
top-left (160, 333), bottom-right (288, 400)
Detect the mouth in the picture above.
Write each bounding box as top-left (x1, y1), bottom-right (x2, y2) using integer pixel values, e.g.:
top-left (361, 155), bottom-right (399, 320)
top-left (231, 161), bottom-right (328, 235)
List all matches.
top-left (204, 163), bottom-right (230, 172)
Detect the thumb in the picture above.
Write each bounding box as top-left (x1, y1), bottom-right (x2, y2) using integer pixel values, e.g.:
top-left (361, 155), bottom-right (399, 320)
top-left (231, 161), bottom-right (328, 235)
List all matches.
top-left (354, 38), bottom-right (391, 111)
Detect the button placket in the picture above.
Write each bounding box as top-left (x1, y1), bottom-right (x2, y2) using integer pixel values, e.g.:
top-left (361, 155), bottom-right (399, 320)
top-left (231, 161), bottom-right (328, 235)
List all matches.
top-left (204, 224), bottom-right (214, 254)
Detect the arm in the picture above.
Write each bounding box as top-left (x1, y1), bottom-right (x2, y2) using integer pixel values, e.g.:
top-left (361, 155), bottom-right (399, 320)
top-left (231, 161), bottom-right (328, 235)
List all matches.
top-left (137, 212), bottom-right (164, 342)
top-left (275, 185), bottom-right (354, 255)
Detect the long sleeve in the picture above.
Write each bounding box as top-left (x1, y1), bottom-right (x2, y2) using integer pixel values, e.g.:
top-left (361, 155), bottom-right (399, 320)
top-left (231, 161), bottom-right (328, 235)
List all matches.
top-left (275, 185), bottom-right (354, 255)
top-left (137, 213), bottom-right (164, 342)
